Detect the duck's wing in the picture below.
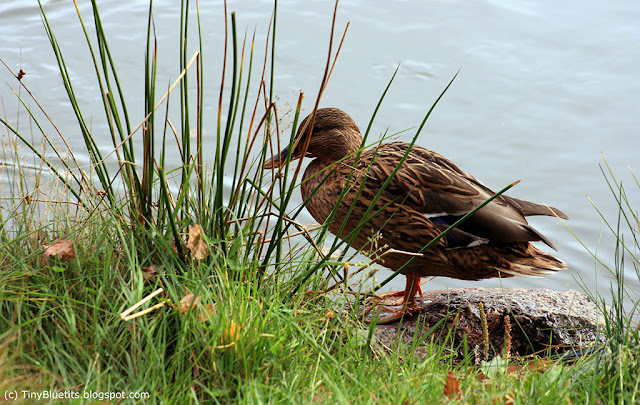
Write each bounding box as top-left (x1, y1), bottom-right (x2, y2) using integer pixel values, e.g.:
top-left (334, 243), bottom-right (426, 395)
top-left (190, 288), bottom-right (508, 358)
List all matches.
top-left (365, 142), bottom-right (564, 250)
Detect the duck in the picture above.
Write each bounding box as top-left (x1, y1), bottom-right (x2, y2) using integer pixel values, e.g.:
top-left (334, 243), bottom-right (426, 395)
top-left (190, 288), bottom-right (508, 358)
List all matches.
top-left (265, 107), bottom-right (568, 323)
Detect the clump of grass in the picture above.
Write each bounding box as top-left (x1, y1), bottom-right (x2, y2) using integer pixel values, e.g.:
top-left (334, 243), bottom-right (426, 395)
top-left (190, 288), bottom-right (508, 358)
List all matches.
top-left (578, 159), bottom-right (639, 402)
top-left (0, 0), bottom-right (343, 400)
top-left (1, 1), bottom-right (639, 403)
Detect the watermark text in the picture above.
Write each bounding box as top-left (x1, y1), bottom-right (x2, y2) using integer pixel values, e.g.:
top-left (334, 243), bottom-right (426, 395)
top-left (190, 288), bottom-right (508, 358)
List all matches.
top-left (4, 389), bottom-right (150, 402)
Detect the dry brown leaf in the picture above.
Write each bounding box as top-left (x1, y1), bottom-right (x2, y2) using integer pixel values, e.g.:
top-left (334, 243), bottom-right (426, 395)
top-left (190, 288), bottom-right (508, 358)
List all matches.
top-left (178, 292), bottom-right (201, 313)
top-left (141, 265), bottom-right (158, 282)
top-left (443, 370), bottom-right (462, 399)
top-left (525, 358), bottom-right (553, 373)
top-left (43, 239), bottom-right (76, 260)
top-left (196, 304), bottom-right (216, 323)
top-left (497, 358), bottom-right (553, 377)
top-left (507, 364), bottom-right (523, 375)
top-left (187, 224), bottom-right (209, 260)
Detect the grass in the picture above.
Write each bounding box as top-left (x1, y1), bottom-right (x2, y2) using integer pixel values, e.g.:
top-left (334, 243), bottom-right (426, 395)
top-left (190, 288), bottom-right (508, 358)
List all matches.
top-left (0, 1), bottom-right (638, 403)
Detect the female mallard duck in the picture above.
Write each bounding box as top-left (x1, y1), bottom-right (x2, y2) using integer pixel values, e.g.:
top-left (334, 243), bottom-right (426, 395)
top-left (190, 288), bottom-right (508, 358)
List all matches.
top-left (265, 108), bottom-right (568, 323)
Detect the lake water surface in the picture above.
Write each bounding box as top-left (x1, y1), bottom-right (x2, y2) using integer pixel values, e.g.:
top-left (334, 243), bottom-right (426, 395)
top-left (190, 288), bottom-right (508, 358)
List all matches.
top-left (1, 0), bottom-right (638, 302)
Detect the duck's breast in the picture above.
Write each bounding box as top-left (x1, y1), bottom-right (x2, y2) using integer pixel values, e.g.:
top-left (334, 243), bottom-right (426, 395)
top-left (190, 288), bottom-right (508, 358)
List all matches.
top-left (301, 159), bottom-right (347, 225)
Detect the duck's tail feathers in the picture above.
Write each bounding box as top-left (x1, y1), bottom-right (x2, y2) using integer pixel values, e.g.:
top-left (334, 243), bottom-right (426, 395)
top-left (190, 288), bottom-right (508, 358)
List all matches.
top-left (505, 196), bottom-right (569, 220)
top-left (497, 246), bottom-right (567, 278)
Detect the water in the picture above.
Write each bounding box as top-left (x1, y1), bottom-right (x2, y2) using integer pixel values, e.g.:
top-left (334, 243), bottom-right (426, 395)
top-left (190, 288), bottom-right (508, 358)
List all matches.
top-left (1, 0), bottom-right (638, 301)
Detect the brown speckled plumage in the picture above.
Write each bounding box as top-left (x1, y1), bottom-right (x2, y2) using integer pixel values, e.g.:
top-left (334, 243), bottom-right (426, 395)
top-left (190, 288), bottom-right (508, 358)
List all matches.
top-left (265, 108), bottom-right (568, 321)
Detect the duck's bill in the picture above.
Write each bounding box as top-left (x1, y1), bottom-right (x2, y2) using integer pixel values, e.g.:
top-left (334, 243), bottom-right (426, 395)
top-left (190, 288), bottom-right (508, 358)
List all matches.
top-left (264, 147), bottom-right (301, 169)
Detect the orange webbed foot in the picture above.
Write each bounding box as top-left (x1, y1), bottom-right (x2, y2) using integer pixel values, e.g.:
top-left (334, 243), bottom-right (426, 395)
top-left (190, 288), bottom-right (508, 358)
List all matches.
top-left (365, 301), bottom-right (421, 324)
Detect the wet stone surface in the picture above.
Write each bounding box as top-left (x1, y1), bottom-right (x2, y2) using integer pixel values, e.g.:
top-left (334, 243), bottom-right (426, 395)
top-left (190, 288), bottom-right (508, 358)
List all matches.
top-left (367, 288), bottom-right (605, 364)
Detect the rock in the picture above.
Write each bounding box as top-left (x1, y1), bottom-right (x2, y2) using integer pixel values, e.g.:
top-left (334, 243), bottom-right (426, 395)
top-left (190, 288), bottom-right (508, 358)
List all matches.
top-left (367, 288), bottom-right (605, 364)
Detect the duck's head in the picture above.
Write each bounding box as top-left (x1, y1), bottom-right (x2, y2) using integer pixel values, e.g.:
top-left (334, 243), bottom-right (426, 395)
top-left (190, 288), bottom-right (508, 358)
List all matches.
top-left (264, 108), bottom-right (362, 169)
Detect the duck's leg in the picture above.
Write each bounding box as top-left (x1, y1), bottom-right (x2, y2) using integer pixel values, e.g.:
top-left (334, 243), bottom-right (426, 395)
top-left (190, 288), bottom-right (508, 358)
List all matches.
top-left (415, 276), bottom-right (424, 296)
top-left (368, 275), bottom-right (422, 324)
top-left (376, 274), bottom-right (422, 305)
